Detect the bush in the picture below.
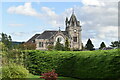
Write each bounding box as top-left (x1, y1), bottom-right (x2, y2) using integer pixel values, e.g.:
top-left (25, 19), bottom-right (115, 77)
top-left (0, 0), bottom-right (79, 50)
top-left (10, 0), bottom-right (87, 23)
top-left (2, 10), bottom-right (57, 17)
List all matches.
top-left (47, 45), bottom-right (54, 50)
top-left (23, 49), bottom-right (120, 79)
top-left (40, 70), bottom-right (58, 80)
top-left (2, 63), bottom-right (29, 79)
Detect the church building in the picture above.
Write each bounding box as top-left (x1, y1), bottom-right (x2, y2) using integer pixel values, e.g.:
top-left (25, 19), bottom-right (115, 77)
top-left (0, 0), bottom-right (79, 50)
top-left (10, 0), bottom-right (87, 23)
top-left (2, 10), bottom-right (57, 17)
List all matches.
top-left (27, 12), bottom-right (82, 50)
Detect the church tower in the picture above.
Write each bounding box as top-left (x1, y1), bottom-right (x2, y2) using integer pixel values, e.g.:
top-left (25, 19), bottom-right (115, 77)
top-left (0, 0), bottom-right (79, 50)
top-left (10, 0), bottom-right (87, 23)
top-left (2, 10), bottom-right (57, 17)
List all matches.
top-left (65, 12), bottom-right (82, 50)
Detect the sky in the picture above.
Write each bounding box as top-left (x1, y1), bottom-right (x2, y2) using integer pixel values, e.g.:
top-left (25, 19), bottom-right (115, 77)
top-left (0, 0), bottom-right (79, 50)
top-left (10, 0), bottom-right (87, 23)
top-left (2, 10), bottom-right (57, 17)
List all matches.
top-left (1, 0), bottom-right (119, 48)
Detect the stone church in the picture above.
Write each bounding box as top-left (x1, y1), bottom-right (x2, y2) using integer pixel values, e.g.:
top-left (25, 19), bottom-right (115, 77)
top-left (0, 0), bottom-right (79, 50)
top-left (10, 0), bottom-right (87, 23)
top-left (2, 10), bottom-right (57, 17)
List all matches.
top-left (27, 12), bottom-right (82, 50)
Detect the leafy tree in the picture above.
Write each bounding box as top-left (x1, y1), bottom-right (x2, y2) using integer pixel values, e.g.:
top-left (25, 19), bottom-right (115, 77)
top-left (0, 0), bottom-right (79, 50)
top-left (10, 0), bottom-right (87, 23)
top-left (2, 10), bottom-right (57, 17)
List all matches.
top-left (110, 40), bottom-right (120, 48)
top-left (85, 39), bottom-right (94, 51)
top-left (65, 38), bottom-right (70, 51)
top-left (54, 38), bottom-right (64, 51)
top-left (99, 42), bottom-right (106, 49)
top-left (1, 33), bottom-right (12, 49)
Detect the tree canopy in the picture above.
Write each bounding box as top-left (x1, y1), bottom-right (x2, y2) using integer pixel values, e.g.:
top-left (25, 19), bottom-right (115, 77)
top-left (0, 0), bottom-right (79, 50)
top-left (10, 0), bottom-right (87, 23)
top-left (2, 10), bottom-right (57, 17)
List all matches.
top-left (110, 40), bottom-right (120, 48)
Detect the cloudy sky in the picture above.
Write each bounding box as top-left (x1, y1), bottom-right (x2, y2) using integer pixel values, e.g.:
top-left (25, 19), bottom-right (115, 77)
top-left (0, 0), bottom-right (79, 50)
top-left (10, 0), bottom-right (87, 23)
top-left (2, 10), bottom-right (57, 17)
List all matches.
top-left (1, 0), bottom-right (119, 48)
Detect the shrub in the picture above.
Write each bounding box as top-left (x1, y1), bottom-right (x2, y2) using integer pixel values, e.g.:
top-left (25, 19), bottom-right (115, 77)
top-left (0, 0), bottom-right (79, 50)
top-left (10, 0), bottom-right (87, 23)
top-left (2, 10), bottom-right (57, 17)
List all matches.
top-left (47, 45), bottom-right (54, 50)
top-left (2, 63), bottom-right (29, 79)
top-left (40, 70), bottom-right (58, 80)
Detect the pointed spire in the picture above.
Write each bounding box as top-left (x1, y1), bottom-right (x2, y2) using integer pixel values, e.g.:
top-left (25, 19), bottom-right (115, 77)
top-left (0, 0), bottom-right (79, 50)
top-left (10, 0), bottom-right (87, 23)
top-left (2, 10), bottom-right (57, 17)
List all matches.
top-left (70, 8), bottom-right (76, 20)
top-left (72, 8), bottom-right (74, 14)
top-left (70, 8), bottom-right (76, 22)
top-left (69, 8), bottom-right (78, 26)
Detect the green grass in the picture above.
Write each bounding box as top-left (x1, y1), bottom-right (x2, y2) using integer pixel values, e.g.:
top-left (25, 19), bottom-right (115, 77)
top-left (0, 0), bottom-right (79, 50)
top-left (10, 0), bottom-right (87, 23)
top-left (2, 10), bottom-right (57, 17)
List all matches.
top-left (27, 74), bottom-right (79, 80)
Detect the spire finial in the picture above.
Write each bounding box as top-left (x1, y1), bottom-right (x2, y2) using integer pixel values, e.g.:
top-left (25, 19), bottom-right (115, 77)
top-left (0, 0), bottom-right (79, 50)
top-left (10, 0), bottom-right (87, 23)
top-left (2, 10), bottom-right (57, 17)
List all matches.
top-left (59, 27), bottom-right (61, 32)
top-left (72, 8), bottom-right (74, 14)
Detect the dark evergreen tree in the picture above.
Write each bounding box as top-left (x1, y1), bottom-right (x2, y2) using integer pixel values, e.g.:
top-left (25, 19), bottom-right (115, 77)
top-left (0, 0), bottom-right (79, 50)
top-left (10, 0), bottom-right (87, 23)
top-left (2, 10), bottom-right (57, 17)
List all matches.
top-left (65, 38), bottom-right (70, 51)
top-left (85, 39), bottom-right (94, 51)
top-left (54, 38), bottom-right (64, 51)
top-left (99, 42), bottom-right (106, 49)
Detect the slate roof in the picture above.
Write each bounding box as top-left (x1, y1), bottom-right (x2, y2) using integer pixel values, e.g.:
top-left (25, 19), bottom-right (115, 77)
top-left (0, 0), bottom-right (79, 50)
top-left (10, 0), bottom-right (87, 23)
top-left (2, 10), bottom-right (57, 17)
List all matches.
top-left (37, 30), bottom-right (68, 39)
top-left (27, 34), bottom-right (40, 43)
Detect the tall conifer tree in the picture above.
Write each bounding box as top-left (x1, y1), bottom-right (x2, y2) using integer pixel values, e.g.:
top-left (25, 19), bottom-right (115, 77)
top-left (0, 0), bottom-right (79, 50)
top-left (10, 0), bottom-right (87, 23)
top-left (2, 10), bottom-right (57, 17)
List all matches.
top-left (85, 39), bottom-right (94, 50)
top-left (99, 42), bottom-right (106, 49)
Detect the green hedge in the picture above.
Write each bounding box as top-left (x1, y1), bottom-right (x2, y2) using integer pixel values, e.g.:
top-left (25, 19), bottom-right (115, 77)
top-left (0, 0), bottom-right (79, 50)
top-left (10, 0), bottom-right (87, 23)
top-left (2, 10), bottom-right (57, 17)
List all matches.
top-left (23, 49), bottom-right (120, 79)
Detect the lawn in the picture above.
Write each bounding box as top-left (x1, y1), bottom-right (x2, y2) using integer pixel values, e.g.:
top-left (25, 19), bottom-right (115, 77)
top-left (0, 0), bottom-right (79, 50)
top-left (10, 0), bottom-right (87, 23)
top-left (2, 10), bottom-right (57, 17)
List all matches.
top-left (27, 74), bottom-right (79, 80)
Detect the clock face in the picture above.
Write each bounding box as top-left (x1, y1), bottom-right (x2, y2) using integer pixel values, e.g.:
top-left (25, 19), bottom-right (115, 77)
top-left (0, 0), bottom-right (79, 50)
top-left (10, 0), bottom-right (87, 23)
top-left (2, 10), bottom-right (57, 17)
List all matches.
top-left (74, 29), bottom-right (77, 32)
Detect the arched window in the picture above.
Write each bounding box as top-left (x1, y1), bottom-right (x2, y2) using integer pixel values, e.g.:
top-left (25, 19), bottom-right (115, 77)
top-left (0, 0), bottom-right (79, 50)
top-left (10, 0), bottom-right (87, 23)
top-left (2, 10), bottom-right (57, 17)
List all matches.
top-left (58, 37), bottom-right (62, 42)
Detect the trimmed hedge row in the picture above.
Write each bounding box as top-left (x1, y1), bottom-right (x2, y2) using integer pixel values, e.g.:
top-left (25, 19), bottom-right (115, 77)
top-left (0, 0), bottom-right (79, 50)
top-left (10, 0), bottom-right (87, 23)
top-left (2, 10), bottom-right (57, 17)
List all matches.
top-left (23, 49), bottom-right (120, 78)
